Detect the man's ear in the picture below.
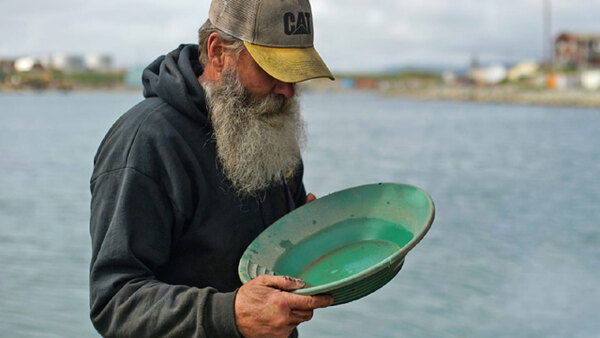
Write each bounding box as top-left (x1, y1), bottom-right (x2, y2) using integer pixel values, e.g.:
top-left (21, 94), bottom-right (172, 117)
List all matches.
top-left (206, 32), bottom-right (228, 74)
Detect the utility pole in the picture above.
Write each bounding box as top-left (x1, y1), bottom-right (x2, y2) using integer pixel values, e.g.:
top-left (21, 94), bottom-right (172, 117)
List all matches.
top-left (543, 0), bottom-right (553, 68)
top-left (543, 0), bottom-right (557, 89)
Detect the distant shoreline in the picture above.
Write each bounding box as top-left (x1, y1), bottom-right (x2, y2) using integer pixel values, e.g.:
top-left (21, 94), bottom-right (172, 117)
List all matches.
top-left (380, 86), bottom-right (600, 108)
top-left (3, 84), bottom-right (599, 109)
top-left (0, 86), bottom-right (142, 94)
top-left (300, 81), bottom-right (600, 108)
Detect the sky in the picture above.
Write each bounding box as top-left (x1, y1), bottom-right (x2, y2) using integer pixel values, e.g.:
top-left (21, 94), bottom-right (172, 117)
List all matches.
top-left (1, 0), bottom-right (599, 72)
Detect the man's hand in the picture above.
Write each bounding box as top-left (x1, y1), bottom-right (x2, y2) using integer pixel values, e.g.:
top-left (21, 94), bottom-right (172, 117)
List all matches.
top-left (306, 193), bottom-right (316, 204)
top-left (235, 275), bottom-right (333, 338)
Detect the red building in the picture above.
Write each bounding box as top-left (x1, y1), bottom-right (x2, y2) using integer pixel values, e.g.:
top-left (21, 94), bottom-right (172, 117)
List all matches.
top-left (555, 32), bottom-right (600, 68)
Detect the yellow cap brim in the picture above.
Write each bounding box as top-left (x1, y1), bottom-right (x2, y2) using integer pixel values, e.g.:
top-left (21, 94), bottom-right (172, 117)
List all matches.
top-left (244, 41), bottom-right (334, 83)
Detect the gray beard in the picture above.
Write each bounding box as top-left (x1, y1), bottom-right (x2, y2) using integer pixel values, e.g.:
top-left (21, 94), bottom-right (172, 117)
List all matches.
top-left (202, 68), bottom-right (306, 197)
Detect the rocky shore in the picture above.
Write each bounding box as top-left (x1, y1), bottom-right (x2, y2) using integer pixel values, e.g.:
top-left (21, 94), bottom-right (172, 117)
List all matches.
top-left (301, 79), bottom-right (600, 108)
top-left (383, 85), bottom-right (600, 108)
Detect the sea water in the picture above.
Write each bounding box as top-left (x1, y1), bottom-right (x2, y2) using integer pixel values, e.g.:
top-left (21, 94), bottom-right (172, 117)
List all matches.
top-left (0, 91), bottom-right (598, 337)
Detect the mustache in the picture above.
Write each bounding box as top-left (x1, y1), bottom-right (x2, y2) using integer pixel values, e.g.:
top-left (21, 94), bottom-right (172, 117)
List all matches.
top-left (216, 68), bottom-right (293, 117)
top-left (245, 93), bottom-right (290, 117)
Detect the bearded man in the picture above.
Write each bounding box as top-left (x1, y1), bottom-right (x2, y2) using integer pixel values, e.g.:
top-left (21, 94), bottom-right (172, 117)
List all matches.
top-left (89, 0), bottom-right (334, 337)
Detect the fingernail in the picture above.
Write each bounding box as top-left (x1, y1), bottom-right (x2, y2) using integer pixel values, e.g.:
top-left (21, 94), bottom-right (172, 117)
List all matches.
top-left (283, 276), bottom-right (305, 286)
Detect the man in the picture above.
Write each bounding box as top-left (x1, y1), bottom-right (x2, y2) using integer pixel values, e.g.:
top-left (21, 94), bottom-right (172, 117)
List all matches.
top-left (89, 0), bottom-right (334, 337)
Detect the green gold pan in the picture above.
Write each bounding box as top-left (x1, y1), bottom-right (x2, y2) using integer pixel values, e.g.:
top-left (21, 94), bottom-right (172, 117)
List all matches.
top-left (238, 183), bottom-right (435, 305)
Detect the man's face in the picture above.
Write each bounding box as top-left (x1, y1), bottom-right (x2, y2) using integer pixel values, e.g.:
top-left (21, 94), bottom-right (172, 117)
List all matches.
top-left (202, 56), bottom-right (306, 197)
top-left (234, 49), bottom-right (296, 100)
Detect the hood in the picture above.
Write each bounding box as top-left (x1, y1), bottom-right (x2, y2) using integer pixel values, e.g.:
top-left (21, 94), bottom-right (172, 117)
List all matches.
top-left (142, 44), bottom-right (209, 125)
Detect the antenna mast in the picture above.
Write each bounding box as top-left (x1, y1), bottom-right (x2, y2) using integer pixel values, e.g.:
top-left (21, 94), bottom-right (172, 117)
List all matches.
top-left (543, 0), bottom-right (553, 67)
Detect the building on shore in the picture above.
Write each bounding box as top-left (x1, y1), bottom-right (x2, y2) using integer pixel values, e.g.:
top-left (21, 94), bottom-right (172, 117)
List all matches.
top-left (581, 70), bottom-right (600, 90)
top-left (14, 56), bottom-right (44, 72)
top-left (7, 53), bottom-right (115, 73)
top-left (507, 61), bottom-right (540, 82)
top-left (85, 54), bottom-right (113, 72)
top-left (469, 64), bottom-right (507, 85)
top-left (50, 54), bottom-right (85, 72)
top-left (555, 32), bottom-right (600, 69)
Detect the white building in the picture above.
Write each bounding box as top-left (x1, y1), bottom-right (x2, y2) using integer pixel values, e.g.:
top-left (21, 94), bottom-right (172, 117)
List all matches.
top-left (85, 54), bottom-right (113, 72)
top-left (469, 64), bottom-right (507, 85)
top-left (581, 70), bottom-right (600, 91)
top-left (14, 56), bottom-right (42, 72)
top-left (507, 62), bottom-right (540, 82)
top-left (51, 54), bottom-right (85, 72)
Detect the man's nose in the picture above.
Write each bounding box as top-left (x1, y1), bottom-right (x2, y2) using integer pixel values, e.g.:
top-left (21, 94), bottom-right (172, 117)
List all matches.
top-left (272, 81), bottom-right (295, 98)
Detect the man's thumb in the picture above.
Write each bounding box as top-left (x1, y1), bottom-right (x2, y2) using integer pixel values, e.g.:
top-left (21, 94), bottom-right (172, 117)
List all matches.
top-left (260, 275), bottom-right (306, 291)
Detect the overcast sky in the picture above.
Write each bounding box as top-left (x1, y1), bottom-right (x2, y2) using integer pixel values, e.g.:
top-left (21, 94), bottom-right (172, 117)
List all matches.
top-left (1, 0), bottom-right (599, 72)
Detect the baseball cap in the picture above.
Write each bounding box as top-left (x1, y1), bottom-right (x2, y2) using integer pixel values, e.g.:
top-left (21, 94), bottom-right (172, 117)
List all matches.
top-left (209, 0), bottom-right (334, 83)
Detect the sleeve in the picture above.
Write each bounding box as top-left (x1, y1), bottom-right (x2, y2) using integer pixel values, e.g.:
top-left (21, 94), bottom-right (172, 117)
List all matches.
top-left (89, 168), bottom-right (242, 338)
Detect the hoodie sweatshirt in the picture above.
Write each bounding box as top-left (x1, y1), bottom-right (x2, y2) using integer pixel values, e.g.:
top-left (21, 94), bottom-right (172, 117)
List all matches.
top-left (89, 44), bottom-right (306, 337)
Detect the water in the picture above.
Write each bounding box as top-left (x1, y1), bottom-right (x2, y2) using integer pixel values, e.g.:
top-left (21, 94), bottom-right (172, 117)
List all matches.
top-left (0, 91), bottom-right (598, 337)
